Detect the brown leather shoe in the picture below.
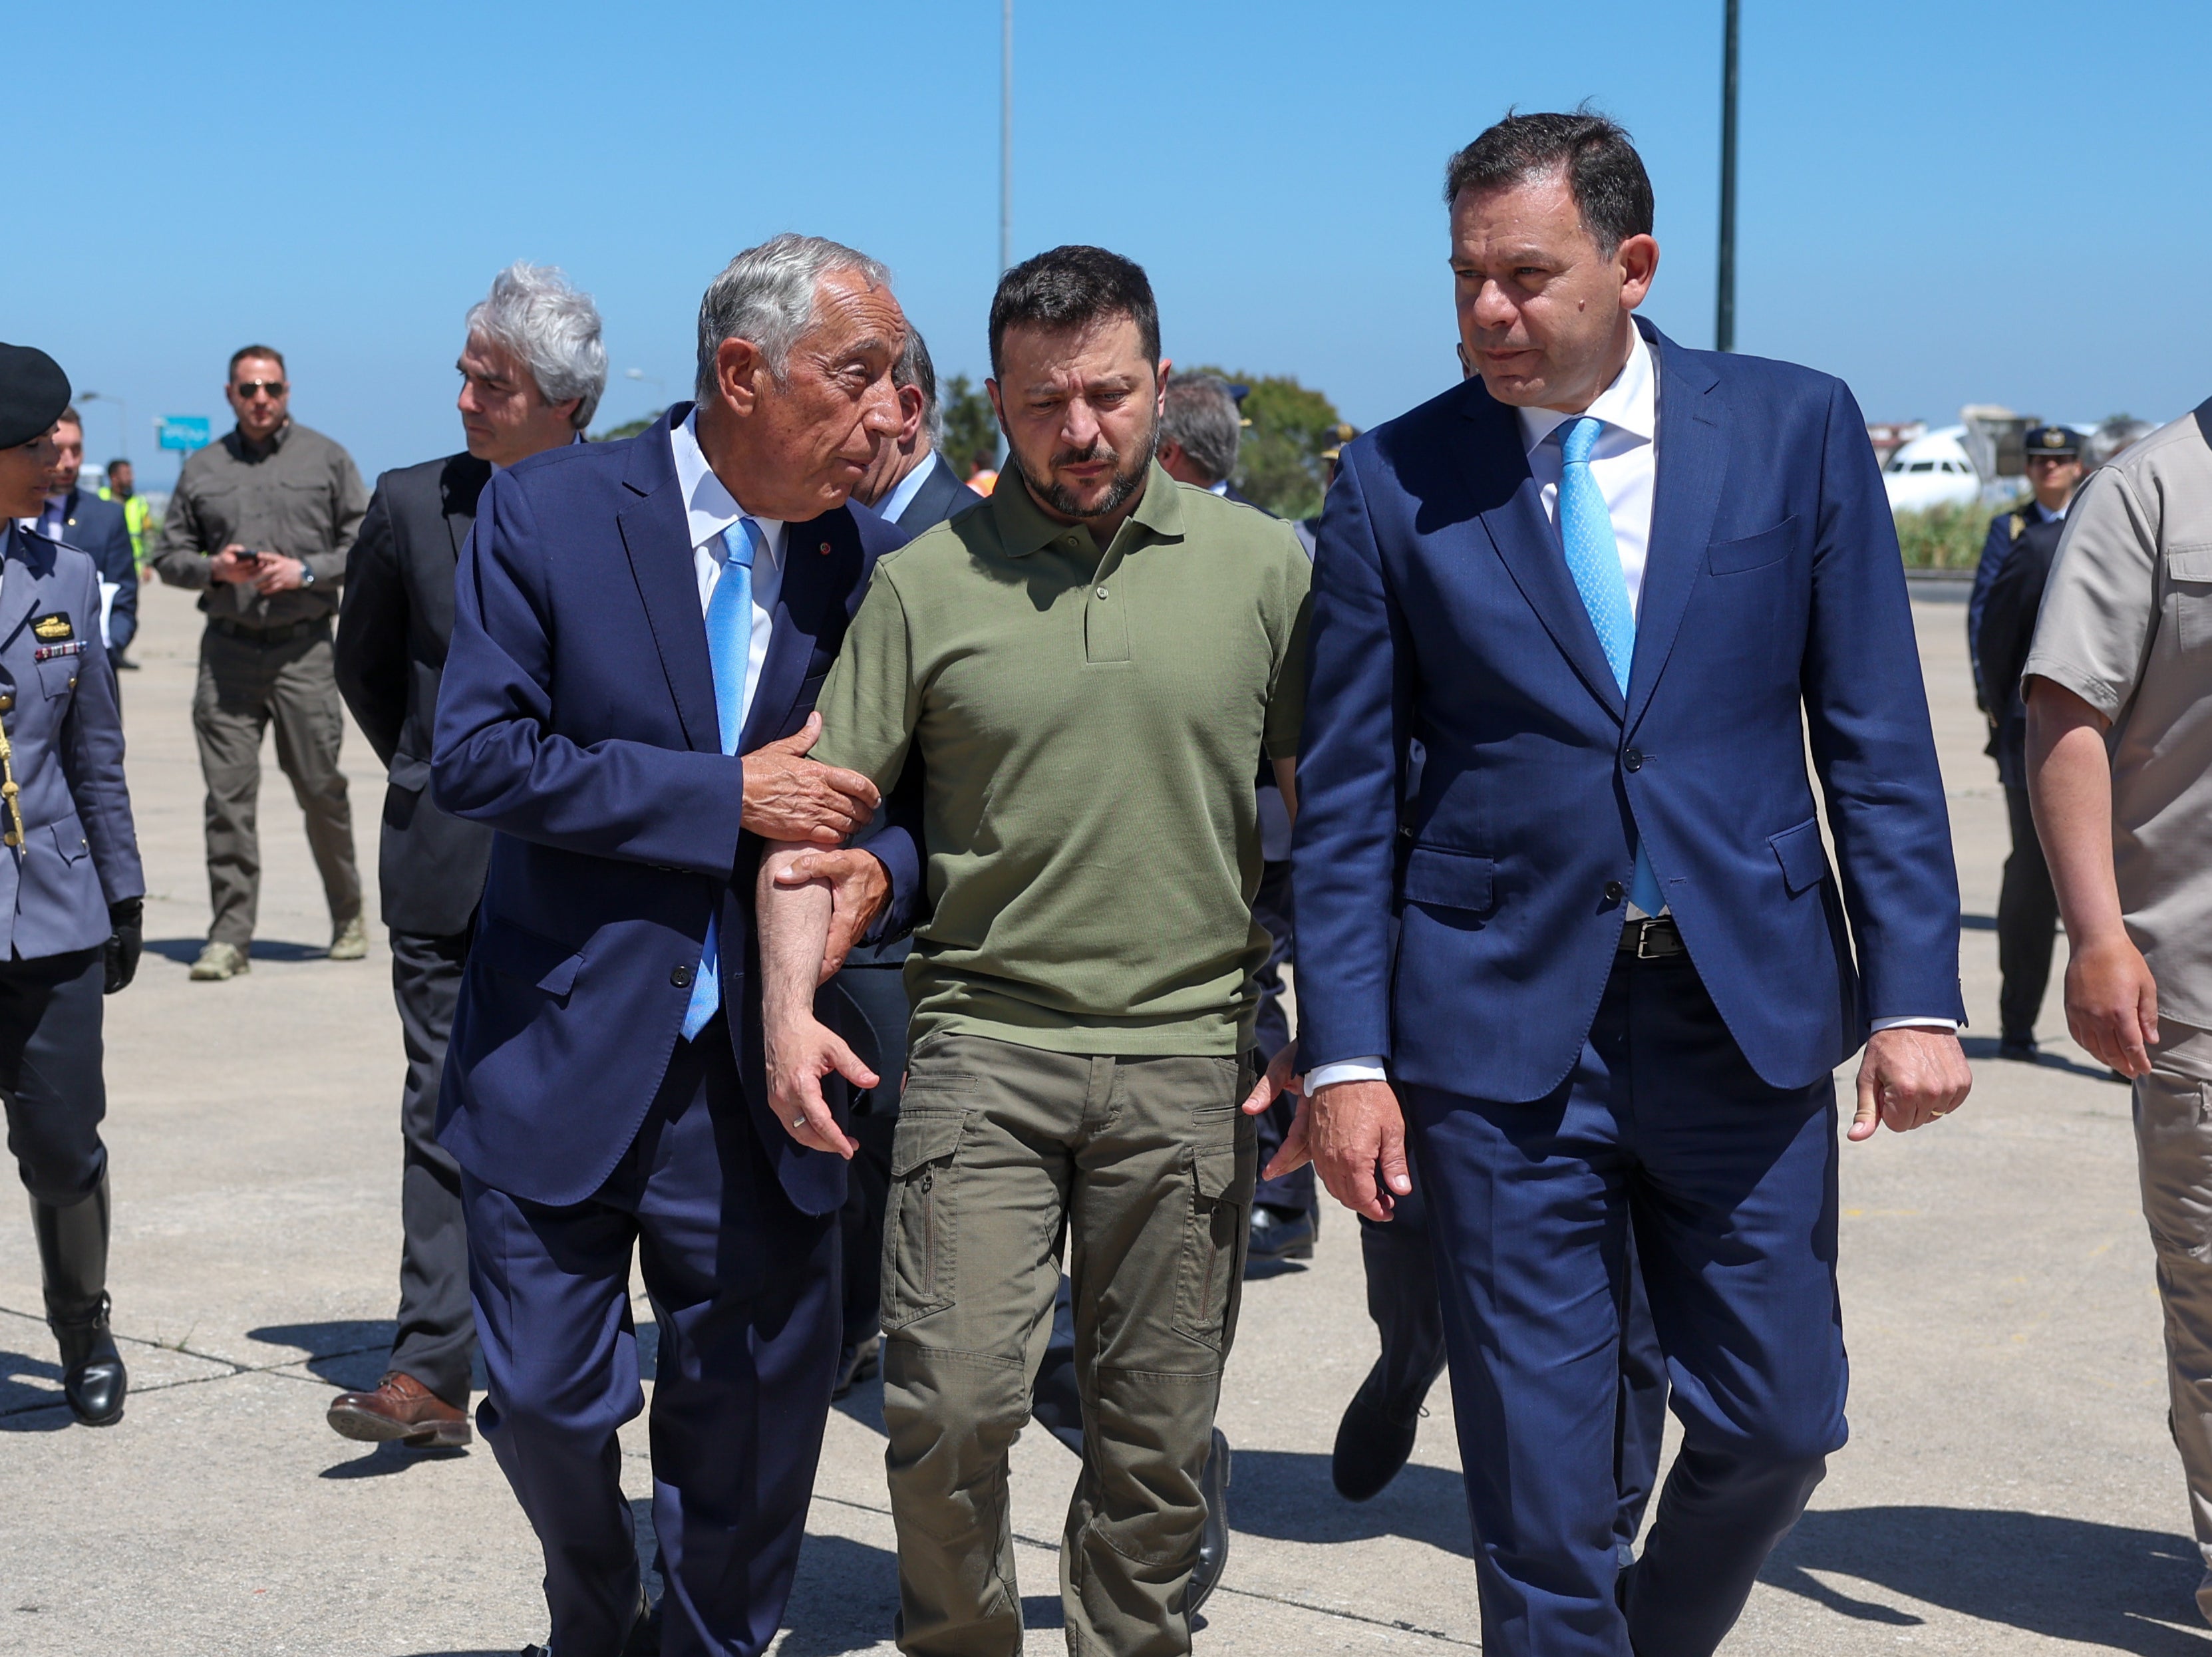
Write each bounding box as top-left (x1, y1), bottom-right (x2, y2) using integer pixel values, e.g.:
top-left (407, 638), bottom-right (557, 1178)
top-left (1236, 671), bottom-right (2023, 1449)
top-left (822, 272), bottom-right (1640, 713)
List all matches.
top-left (327, 1371), bottom-right (472, 1447)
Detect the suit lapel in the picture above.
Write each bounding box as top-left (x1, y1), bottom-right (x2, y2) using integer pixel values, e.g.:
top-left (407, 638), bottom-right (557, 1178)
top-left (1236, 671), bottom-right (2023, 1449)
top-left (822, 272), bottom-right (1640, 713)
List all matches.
top-left (1466, 394), bottom-right (1627, 720)
top-left (616, 420), bottom-right (720, 754)
top-left (440, 454), bottom-right (492, 563)
top-left (1626, 326), bottom-right (1725, 733)
top-left (738, 512), bottom-right (841, 753)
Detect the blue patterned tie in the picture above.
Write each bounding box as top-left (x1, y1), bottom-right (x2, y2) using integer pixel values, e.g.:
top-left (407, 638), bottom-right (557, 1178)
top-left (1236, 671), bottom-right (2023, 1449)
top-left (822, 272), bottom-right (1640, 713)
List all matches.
top-left (1558, 416), bottom-right (1664, 915)
top-left (683, 518), bottom-right (763, 1040)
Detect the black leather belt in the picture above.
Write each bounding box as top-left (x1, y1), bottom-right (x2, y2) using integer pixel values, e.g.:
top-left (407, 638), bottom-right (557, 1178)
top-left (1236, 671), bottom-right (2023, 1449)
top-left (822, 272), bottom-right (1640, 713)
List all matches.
top-left (208, 615), bottom-right (328, 647)
top-left (1618, 915), bottom-right (1686, 959)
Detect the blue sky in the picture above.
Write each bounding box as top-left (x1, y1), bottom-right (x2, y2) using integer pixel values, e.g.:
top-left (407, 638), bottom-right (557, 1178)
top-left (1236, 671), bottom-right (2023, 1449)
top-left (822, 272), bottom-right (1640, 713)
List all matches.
top-left (13, 1), bottom-right (2208, 485)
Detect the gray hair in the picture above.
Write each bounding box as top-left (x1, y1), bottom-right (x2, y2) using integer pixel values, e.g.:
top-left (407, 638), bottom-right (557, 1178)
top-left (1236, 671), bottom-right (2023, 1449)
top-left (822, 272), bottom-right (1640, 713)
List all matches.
top-left (694, 233), bottom-right (893, 400)
top-left (2084, 414), bottom-right (2155, 470)
top-left (1158, 374), bottom-right (1241, 486)
top-left (466, 262), bottom-right (608, 430)
top-left (894, 327), bottom-right (943, 448)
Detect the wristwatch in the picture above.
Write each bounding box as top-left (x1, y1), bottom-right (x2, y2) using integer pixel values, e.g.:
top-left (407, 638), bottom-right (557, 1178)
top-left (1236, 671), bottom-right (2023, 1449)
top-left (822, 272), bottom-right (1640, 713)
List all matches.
top-left (297, 561), bottom-right (316, 588)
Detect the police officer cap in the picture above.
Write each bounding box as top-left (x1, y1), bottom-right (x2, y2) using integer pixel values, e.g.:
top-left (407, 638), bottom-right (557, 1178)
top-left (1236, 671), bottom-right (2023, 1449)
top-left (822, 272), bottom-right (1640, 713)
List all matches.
top-left (2024, 424), bottom-right (2080, 457)
top-left (0, 344), bottom-right (71, 450)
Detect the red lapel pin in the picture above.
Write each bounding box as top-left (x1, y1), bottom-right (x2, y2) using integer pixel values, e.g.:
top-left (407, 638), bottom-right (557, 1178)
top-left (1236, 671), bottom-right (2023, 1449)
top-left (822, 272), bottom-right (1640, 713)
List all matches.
top-left (818, 541), bottom-right (832, 556)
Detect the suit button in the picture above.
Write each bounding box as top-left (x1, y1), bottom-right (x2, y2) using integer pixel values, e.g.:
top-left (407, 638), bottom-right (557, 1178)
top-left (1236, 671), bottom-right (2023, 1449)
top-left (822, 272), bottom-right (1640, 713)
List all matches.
top-left (670, 964), bottom-right (695, 988)
top-left (1623, 748), bottom-right (1643, 772)
top-left (1604, 880), bottom-right (1627, 904)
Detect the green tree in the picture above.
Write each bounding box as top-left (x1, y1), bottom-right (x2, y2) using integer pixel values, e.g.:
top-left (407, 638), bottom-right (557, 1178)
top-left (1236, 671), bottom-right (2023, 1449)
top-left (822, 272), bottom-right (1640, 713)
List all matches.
top-left (940, 375), bottom-right (1000, 476)
top-left (1184, 366), bottom-right (1351, 520)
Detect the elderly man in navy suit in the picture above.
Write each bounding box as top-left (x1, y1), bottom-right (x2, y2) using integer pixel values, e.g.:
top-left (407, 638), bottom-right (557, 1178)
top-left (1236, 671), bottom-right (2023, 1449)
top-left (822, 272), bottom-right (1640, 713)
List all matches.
top-left (431, 234), bottom-right (923, 1657)
top-left (1255, 112), bottom-right (1973, 1657)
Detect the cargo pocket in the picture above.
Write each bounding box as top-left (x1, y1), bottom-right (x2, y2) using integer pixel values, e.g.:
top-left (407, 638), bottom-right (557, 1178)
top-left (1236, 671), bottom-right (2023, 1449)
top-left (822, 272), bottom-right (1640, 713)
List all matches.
top-left (1173, 1104), bottom-right (1253, 1351)
top-left (880, 1108), bottom-right (969, 1330)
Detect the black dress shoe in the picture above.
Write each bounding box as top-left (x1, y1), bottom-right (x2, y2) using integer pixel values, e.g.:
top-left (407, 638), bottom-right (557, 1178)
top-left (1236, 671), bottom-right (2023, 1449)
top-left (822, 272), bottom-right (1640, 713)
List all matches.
top-left (1332, 1363), bottom-right (1420, 1502)
top-left (832, 1334), bottom-right (881, 1400)
top-left (1189, 1428), bottom-right (1231, 1614)
top-left (1998, 1035), bottom-right (2040, 1063)
top-left (1245, 1204), bottom-right (1314, 1272)
top-left (522, 1581), bottom-right (655, 1657)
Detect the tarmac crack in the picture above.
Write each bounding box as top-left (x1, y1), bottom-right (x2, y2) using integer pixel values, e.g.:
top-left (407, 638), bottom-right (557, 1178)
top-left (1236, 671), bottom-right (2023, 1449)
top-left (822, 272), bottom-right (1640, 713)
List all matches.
top-left (0, 1302), bottom-right (390, 1418)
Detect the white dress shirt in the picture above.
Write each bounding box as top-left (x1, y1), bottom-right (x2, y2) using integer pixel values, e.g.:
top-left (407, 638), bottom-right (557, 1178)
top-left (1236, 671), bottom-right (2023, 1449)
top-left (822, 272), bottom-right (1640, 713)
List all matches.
top-left (877, 448), bottom-right (942, 527)
top-left (669, 410), bottom-right (787, 738)
top-left (1303, 331), bottom-right (1949, 1094)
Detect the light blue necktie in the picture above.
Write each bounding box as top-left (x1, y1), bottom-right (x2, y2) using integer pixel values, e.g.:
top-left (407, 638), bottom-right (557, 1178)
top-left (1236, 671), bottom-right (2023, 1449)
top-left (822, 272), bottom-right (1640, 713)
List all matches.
top-left (1558, 416), bottom-right (1664, 915)
top-left (682, 518), bottom-right (763, 1040)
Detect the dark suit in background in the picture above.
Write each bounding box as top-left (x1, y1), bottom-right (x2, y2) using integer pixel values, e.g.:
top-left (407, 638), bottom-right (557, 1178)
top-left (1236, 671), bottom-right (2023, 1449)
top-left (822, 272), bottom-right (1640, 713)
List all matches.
top-left (333, 452), bottom-right (496, 1419)
top-left (828, 450), bottom-right (981, 1374)
top-left (41, 487), bottom-right (138, 656)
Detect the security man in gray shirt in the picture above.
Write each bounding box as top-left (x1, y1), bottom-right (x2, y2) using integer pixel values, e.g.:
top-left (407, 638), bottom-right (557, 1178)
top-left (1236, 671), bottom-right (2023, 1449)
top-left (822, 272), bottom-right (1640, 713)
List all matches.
top-left (152, 345), bottom-right (368, 981)
top-left (0, 343), bottom-right (147, 1426)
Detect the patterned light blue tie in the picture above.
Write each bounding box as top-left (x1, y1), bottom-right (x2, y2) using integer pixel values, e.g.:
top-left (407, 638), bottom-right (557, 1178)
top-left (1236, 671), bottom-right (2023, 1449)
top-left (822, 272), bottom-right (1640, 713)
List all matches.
top-left (682, 518), bottom-right (763, 1040)
top-left (1558, 416), bottom-right (1664, 915)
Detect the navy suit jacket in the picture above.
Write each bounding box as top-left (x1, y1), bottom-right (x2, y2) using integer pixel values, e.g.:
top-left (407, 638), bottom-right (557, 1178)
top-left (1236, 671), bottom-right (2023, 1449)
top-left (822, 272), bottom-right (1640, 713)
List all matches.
top-left (1294, 321), bottom-right (1963, 1102)
top-left (891, 451), bottom-right (985, 534)
top-left (430, 406), bottom-right (921, 1214)
top-left (49, 489), bottom-right (138, 653)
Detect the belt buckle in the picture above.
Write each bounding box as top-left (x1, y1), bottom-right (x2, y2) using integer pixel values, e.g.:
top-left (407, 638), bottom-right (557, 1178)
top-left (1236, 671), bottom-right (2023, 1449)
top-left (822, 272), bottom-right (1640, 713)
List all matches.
top-left (1634, 919), bottom-right (1668, 960)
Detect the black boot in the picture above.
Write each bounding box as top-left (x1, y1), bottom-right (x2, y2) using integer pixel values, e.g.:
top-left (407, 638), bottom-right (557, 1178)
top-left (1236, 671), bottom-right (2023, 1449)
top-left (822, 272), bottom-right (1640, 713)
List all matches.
top-left (33, 1176), bottom-right (127, 1426)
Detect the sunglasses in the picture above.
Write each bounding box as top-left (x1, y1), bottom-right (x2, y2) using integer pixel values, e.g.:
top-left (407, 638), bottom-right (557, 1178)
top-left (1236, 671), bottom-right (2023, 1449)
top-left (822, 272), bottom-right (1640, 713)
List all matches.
top-left (234, 380), bottom-right (287, 398)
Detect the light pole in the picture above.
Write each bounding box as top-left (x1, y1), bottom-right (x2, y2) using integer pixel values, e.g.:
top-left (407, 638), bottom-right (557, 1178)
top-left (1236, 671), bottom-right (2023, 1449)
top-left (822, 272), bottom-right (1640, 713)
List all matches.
top-left (78, 390), bottom-right (131, 464)
top-left (1715, 0), bottom-right (1740, 353)
top-left (1000, 0), bottom-right (1013, 273)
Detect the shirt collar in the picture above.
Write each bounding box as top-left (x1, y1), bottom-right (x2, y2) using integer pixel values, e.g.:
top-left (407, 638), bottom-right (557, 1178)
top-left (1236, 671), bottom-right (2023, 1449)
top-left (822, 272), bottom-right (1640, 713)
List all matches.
top-left (991, 458), bottom-right (1187, 558)
top-left (1515, 326), bottom-right (1657, 456)
top-left (1205, 478), bottom-right (1229, 496)
top-left (671, 410), bottom-right (786, 561)
top-left (876, 448), bottom-right (939, 525)
top-left (232, 418), bottom-right (292, 461)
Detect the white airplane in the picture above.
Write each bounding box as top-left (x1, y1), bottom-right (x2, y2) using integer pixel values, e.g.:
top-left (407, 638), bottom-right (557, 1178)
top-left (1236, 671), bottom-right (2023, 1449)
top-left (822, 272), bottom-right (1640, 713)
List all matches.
top-left (1881, 426), bottom-right (1982, 512)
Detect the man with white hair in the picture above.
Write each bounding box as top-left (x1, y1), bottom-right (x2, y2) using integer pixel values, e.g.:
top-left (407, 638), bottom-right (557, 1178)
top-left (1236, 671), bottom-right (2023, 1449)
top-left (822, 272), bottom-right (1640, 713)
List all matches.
top-left (328, 262), bottom-right (606, 1449)
top-left (430, 235), bottom-right (923, 1657)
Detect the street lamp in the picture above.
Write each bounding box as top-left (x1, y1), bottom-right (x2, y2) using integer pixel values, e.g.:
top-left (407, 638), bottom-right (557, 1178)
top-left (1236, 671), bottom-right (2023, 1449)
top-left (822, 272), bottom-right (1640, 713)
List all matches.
top-left (77, 390), bottom-right (131, 464)
top-left (1715, 0), bottom-right (1740, 353)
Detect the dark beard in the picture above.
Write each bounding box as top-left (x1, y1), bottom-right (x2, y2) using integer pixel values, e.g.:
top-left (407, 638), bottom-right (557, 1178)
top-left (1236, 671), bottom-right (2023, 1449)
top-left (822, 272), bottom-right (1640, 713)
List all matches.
top-left (1021, 410), bottom-right (1158, 523)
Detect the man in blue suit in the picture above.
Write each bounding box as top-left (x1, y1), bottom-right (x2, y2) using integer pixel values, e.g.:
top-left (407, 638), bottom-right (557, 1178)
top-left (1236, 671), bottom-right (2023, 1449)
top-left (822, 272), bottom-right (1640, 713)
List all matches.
top-left (431, 233), bottom-right (923, 1657)
top-left (22, 408), bottom-right (136, 662)
top-left (1264, 113), bottom-right (1973, 1657)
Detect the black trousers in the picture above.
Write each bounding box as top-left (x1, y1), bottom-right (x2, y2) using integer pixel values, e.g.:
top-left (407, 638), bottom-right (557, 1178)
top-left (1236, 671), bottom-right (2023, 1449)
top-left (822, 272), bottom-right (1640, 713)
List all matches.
top-left (0, 949), bottom-right (108, 1208)
top-left (389, 929), bottom-right (475, 1407)
top-left (1998, 783), bottom-right (2060, 1042)
top-left (1251, 858), bottom-right (1315, 1216)
top-left (826, 961), bottom-right (911, 1349)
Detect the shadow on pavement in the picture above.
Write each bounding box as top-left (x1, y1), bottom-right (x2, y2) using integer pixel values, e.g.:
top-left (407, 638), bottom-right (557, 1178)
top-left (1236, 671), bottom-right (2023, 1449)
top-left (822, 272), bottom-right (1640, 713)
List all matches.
top-left (321, 1441), bottom-right (470, 1479)
top-left (0, 1343), bottom-right (73, 1431)
top-left (1961, 913), bottom-right (1998, 932)
top-left (146, 936), bottom-right (331, 966)
top-left (1223, 1447), bottom-right (1473, 1554)
top-left (1764, 1505), bottom-right (2211, 1654)
top-left (247, 1319), bottom-right (397, 1385)
top-left (769, 1532), bottom-right (901, 1656)
top-left (1959, 1036), bottom-right (2128, 1084)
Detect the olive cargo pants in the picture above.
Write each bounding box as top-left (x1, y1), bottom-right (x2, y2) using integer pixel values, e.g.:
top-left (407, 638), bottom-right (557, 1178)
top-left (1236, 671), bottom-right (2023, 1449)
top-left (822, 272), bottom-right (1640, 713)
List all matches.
top-left (192, 625), bottom-right (361, 949)
top-left (881, 1036), bottom-right (1255, 1657)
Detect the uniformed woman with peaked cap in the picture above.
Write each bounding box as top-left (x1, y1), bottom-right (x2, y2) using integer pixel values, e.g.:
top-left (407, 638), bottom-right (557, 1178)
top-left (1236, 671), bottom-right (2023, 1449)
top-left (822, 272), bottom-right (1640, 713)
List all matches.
top-left (0, 343), bottom-right (146, 1426)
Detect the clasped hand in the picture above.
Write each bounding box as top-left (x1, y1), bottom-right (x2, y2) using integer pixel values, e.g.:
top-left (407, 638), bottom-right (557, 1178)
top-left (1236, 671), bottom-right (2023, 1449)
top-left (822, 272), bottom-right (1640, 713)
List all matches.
top-left (742, 712), bottom-right (880, 844)
top-left (1240, 1042), bottom-right (1412, 1223)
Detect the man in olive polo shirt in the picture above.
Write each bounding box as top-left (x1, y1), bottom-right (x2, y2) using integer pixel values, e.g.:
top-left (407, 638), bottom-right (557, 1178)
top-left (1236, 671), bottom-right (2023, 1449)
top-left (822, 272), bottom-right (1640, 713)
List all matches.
top-left (759, 245), bottom-right (1308, 1656)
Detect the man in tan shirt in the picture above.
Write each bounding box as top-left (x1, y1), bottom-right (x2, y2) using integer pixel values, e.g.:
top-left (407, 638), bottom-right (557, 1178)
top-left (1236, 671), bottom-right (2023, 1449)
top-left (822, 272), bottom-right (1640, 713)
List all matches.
top-left (2025, 398), bottom-right (2212, 1623)
top-left (152, 345), bottom-right (367, 979)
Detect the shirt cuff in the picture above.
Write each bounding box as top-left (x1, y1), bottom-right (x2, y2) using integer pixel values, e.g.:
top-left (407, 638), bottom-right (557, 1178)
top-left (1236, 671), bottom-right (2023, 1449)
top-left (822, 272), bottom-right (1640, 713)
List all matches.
top-left (1305, 1056), bottom-right (1388, 1091)
top-left (1869, 1016), bottom-right (1959, 1033)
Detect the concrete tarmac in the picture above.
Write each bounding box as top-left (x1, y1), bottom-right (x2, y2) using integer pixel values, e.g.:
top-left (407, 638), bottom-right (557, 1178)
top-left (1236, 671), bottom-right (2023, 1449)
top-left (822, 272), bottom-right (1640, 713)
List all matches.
top-left (0, 583), bottom-right (2203, 1654)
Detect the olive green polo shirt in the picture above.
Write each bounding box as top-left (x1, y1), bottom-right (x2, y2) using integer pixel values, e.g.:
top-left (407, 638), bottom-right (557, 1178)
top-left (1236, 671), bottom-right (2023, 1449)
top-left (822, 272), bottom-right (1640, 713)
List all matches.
top-left (813, 461), bottom-right (1311, 1056)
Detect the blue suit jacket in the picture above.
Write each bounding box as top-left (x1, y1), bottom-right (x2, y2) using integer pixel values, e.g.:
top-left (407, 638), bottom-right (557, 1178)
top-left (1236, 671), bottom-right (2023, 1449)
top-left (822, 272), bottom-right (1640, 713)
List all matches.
top-left (0, 525), bottom-right (144, 958)
top-left (430, 406), bottom-right (920, 1213)
top-left (48, 489), bottom-right (138, 653)
top-left (1294, 321), bottom-right (1963, 1102)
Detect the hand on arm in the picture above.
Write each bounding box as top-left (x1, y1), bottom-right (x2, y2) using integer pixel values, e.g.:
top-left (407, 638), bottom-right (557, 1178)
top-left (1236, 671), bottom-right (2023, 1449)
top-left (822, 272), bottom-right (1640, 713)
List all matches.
top-left (1241, 1046), bottom-right (1412, 1221)
top-left (771, 847), bottom-right (891, 982)
top-left (740, 712), bottom-right (881, 844)
top-left (2028, 677), bottom-right (2159, 1076)
top-left (756, 841), bottom-right (871, 1159)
